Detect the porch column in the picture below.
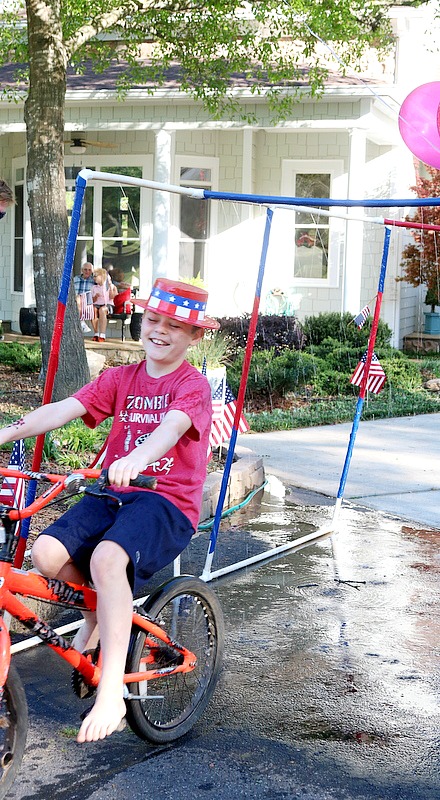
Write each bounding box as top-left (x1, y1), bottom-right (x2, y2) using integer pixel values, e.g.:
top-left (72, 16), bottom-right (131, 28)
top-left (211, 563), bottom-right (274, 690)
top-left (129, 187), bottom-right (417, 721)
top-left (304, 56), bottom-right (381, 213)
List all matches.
top-left (343, 128), bottom-right (367, 313)
top-left (152, 129), bottom-right (175, 280)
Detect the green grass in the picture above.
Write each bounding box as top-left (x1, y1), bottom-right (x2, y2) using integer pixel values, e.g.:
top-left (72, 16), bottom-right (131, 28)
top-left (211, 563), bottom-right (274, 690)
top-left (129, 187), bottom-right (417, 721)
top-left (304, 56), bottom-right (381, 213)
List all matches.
top-left (247, 389), bottom-right (440, 432)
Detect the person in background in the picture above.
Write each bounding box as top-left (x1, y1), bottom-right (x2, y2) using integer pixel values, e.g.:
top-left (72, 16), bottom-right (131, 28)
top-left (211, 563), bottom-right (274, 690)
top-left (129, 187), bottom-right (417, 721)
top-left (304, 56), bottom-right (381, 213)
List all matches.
top-left (92, 267), bottom-right (117, 342)
top-left (74, 262), bottom-right (95, 334)
top-left (0, 180), bottom-right (14, 220)
top-left (107, 265), bottom-right (131, 292)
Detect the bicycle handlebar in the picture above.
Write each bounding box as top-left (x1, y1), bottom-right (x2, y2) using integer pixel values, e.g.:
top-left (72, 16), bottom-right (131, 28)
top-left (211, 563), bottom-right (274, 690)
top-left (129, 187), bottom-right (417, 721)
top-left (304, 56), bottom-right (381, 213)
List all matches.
top-left (0, 466), bottom-right (157, 521)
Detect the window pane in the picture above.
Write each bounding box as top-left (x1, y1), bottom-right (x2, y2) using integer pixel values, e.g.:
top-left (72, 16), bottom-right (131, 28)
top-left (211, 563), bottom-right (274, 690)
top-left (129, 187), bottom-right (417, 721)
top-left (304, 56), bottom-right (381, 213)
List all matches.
top-left (102, 186), bottom-right (140, 236)
top-left (100, 166), bottom-right (142, 179)
top-left (66, 186), bottom-right (93, 237)
top-left (14, 238), bottom-right (23, 293)
top-left (13, 185), bottom-right (23, 292)
top-left (102, 239), bottom-right (140, 286)
top-left (294, 228), bottom-right (329, 279)
top-left (180, 167), bottom-right (211, 182)
top-left (14, 184), bottom-right (23, 237)
top-left (295, 173), bottom-right (330, 226)
top-left (180, 196), bottom-right (209, 240)
top-left (102, 185), bottom-right (140, 283)
top-left (179, 241), bottom-right (205, 281)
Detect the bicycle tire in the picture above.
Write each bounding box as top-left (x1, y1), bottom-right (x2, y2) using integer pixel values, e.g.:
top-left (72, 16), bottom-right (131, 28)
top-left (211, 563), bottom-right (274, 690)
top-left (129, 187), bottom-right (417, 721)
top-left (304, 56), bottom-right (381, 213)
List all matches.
top-left (125, 575), bottom-right (224, 744)
top-left (0, 665), bottom-right (28, 800)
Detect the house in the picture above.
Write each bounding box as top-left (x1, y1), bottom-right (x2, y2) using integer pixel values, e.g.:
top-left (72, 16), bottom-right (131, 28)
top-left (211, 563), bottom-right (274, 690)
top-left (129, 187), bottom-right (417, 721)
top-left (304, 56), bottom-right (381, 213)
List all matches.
top-left (0, 3), bottom-right (439, 347)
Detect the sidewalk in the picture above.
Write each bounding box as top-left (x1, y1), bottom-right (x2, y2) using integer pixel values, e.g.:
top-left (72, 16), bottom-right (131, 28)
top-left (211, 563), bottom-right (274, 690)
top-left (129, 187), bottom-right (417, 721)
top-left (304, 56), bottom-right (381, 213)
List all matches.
top-left (239, 413), bottom-right (440, 529)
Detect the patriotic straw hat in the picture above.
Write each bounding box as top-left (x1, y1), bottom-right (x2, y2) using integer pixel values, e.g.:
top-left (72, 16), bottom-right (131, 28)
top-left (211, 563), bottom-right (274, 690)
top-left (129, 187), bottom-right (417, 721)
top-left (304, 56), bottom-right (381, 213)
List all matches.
top-left (134, 278), bottom-right (220, 330)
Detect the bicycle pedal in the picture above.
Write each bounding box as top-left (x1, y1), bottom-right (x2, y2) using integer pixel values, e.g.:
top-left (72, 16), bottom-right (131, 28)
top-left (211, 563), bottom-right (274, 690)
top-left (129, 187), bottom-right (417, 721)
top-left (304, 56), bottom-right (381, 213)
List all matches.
top-left (71, 646), bottom-right (100, 700)
top-left (80, 705), bottom-right (93, 721)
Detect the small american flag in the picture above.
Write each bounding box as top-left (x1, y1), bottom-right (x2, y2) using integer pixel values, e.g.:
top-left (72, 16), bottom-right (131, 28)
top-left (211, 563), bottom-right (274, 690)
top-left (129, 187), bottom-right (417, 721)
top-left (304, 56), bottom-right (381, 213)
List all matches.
top-left (350, 351), bottom-right (386, 394)
top-left (0, 440), bottom-right (26, 531)
top-left (352, 305), bottom-right (370, 330)
top-left (79, 291), bottom-right (94, 321)
top-left (210, 380), bottom-right (250, 447)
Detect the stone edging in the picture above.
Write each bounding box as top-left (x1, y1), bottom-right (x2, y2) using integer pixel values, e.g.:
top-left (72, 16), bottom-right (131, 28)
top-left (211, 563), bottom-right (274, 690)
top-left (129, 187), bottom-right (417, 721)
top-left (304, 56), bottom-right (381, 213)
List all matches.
top-left (200, 445), bottom-right (265, 523)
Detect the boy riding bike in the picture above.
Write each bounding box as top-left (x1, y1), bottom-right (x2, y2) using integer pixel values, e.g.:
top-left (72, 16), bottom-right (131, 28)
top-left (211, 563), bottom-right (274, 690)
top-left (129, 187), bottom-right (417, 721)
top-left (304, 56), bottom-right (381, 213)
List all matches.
top-left (0, 278), bottom-right (219, 744)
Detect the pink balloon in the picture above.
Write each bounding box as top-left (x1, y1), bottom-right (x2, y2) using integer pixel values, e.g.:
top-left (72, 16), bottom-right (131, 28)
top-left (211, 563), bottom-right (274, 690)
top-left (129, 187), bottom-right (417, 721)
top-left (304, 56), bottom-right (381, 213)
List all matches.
top-left (398, 82), bottom-right (440, 168)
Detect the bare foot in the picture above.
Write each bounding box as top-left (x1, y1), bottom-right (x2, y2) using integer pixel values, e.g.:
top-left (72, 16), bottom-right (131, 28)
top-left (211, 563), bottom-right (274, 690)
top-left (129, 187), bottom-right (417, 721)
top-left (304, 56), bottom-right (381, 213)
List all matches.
top-left (77, 695), bottom-right (126, 743)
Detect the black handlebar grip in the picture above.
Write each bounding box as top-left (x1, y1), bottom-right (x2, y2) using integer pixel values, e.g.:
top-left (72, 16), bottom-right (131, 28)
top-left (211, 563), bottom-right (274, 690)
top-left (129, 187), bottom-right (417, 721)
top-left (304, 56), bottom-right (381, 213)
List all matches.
top-left (100, 469), bottom-right (157, 491)
top-left (129, 474), bottom-right (157, 490)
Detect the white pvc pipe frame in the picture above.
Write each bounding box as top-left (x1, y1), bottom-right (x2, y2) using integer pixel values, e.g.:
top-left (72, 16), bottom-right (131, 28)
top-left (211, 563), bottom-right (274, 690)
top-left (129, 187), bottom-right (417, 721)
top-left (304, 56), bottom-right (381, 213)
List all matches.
top-left (8, 169), bottom-right (422, 653)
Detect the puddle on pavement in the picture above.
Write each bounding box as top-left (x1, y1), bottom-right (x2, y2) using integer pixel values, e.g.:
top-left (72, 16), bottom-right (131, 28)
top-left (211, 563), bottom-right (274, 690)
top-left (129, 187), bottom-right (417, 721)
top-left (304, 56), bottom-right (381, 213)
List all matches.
top-left (198, 486), bottom-right (440, 791)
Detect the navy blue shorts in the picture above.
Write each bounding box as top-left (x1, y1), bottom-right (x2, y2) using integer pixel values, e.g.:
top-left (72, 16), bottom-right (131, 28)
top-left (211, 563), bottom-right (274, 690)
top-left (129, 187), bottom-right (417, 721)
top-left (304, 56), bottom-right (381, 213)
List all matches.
top-left (41, 491), bottom-right (194, 591)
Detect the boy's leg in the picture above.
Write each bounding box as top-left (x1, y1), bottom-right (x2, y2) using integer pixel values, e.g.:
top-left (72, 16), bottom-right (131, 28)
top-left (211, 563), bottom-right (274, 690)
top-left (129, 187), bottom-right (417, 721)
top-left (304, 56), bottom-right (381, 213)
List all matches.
top-left (31, 534), bottom-right (97, 652)
top-left (77, 540), bottom-right (131, 743)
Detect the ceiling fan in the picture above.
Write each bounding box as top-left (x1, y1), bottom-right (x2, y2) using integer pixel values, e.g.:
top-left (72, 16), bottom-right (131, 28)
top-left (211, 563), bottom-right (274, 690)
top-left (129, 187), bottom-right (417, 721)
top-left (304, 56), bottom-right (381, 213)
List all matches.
top-left (66, 137), bottom-right (117, 154)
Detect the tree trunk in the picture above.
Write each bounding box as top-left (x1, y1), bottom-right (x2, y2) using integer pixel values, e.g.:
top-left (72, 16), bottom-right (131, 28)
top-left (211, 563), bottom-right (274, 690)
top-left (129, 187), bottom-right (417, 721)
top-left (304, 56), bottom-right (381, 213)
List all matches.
top-left (24, 0), bottom-right (90, 401)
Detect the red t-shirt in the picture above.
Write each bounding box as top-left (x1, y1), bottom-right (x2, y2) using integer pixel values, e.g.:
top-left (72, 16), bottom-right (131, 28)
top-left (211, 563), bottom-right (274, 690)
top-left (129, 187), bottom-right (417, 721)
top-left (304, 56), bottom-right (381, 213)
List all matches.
top-left (73, 360), bottom-right (212, 530)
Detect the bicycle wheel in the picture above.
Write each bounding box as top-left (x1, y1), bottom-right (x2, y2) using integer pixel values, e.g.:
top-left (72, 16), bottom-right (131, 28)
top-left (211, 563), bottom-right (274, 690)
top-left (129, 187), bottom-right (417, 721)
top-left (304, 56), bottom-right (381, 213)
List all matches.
top-left (0, 665), bottom-right (28, 800)
top-left (125, 575), bottom-right (224, 744)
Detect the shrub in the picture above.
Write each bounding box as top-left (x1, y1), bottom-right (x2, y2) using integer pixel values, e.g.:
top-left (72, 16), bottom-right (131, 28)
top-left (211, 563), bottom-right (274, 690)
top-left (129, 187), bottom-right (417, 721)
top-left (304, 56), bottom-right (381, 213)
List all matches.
top-left (216, 315), bottom-right (305, 357)
top-left (380, 352), bottom-right (422, 391)
top-left (227, 348), bottom-right (316, 405)
top-left (0, 342), bottom-right (42, 373)
top-left (47, 418), bottom-right (112, 469)
top-left (302, 312), bottom-right (392, 349)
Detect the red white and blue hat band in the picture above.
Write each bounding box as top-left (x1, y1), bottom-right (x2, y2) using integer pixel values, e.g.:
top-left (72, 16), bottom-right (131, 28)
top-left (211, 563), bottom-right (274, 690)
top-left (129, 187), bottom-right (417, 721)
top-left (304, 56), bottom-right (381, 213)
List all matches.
top-left (149, 286), bottom-right (207, 323)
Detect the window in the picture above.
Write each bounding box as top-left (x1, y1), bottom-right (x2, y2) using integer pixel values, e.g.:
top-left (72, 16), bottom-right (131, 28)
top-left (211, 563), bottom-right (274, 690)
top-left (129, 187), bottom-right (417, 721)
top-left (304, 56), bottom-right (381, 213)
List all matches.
top-left (178, 167), bottom-right (212, 281)
top-left (293, 173), bottom-right (330, 279)
top-left (278, 159), bottom-right (346, 288)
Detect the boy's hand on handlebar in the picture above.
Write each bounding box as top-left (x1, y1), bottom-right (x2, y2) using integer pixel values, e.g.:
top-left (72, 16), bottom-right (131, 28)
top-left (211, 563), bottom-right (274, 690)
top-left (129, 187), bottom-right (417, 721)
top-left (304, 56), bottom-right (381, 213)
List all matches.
top-left (107, 454), bottom-right (150, 488)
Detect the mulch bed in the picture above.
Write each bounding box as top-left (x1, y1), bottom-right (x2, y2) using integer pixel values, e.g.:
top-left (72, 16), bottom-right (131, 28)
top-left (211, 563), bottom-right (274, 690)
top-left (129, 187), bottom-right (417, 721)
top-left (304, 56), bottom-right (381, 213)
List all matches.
top-left (0, 364), bottom-right (43, 417)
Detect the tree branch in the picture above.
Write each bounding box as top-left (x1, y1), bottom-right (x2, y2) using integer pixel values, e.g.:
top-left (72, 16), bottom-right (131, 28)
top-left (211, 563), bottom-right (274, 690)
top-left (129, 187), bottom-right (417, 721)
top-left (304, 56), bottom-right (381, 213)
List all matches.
top-left (64, 0), bottom-right (160, 57)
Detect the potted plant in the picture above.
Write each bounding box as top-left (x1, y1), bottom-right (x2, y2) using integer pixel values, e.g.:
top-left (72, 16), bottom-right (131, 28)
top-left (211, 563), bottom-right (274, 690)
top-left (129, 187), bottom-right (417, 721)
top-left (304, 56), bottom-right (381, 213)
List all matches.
top-left (398, 165), bottom-right (440, 334)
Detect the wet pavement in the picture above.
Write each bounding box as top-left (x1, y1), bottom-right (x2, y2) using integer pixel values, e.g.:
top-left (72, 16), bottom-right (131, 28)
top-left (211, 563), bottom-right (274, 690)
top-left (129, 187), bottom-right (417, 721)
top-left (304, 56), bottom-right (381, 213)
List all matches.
top-left (6, 486), bottom-right (440, 800)
top-left (238, 413), bottom-right (440, 529)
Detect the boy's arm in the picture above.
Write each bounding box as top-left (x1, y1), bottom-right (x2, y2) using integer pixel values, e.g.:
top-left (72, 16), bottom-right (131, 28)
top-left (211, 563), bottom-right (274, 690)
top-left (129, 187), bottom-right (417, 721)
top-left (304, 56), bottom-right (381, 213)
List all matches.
top-left (0, 398), bottom-right (87, 447)
top-left (108, 409), bottom-right (192, 487)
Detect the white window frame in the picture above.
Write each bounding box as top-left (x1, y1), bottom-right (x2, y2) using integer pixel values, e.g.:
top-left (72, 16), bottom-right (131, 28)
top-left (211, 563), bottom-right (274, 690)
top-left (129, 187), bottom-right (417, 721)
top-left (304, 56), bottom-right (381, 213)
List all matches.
top-left (279, 159), bottom-right (346, 288)
top-left (11, 157), bottom-right (32, 302)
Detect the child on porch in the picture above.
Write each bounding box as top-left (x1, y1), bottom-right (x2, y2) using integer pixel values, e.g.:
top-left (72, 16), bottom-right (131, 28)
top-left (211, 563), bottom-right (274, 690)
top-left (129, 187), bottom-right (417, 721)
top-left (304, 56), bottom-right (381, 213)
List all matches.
top-left (91, 267), bottom-right (117, 341)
